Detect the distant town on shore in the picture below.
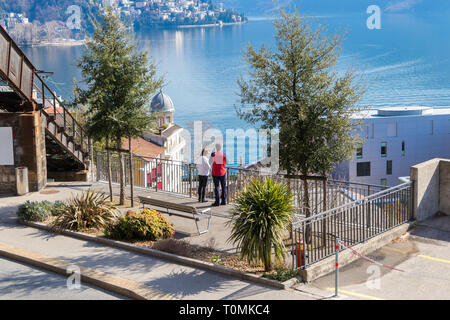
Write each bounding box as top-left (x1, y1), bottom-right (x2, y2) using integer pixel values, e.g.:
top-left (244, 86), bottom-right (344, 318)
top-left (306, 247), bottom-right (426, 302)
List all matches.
top-left (0, 0), bottom-right (248, 46)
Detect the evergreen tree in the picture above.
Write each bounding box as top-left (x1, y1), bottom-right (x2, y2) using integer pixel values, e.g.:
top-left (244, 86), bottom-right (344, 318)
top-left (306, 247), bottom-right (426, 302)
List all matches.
top-left (74, 7), bottom-right (163, 205)
top-left (236, 7), bottom-right (365, 241)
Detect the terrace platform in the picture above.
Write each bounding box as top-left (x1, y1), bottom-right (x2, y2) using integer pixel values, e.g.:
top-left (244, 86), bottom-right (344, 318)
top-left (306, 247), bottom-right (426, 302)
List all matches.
top-left (93, 182), bottom-right (239, 253)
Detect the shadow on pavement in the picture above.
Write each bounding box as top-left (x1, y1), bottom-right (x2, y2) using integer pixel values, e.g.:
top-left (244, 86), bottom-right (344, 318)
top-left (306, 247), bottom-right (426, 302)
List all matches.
top-left (145, 268), bottom-right (234, 299)
top-left (411, 215), bottom-right (450, 243)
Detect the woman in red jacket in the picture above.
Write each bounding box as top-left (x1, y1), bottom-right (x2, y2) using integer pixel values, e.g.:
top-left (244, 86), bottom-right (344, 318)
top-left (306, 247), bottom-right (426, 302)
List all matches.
top-left (211, 144), bottom-right (227, 206)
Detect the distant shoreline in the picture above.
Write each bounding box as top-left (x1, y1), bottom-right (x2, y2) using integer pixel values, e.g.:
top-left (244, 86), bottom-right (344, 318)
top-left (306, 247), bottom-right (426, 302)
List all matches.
top-left (17, 21), bottom-right (248, 46)
top-left (20, 39), bottom-right (86, 47)
top-left (177, 21), bottom-right (248, 29)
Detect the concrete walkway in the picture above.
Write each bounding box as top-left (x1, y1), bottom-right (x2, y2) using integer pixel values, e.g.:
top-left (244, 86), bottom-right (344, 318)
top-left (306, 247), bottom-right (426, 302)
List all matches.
top-left (296, 215), bottom-right (450, 300)
top-left (0, 257), bottom-right (127, 300)
top-left (0, 184), bottom-right (318, 300)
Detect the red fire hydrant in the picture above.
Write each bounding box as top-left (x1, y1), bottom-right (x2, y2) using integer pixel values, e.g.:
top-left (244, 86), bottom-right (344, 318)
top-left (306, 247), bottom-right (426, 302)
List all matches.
top-left (295, 241), bottom-right (305, 268)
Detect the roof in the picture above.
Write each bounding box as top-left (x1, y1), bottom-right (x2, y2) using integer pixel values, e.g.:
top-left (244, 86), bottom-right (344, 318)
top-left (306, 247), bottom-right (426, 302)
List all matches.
top-left (161, 124), bottom-right (183, 137)
top-left (150, 90), bottom-right (175, 113)
top-left (44, 106), bottom-right (64, 114)
top-left (351, 106), bottom-right (450, 120)
top-left (123, 136), bottom-right (165, 159)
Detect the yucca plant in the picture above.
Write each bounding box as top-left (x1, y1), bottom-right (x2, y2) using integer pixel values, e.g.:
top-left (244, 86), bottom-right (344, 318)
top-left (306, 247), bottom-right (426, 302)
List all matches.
top-left (51, 189), bottom-right (118, 232)
top-left (227, 176), bottom-right (296, 271)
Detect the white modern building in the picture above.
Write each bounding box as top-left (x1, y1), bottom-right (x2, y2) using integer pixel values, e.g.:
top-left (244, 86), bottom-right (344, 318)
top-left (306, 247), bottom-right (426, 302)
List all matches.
top-left (333, 106), bottom-right (450, 187)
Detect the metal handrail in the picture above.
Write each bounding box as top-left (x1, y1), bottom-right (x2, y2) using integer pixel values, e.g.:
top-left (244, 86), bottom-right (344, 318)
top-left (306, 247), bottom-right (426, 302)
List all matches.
top-left (292, 181), bottom-right (413, 227)
top-left (327, 179), bottom-right (390, 189)
top-left (33, 72), bottom-right (88, 153)
top-left (0, 25), bottom-right (88, 155)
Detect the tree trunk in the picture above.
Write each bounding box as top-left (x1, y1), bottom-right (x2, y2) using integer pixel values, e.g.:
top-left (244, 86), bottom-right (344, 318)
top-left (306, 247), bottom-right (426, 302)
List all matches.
top-left (117, 137), bottom-right (125, 206)
top-left (129, 136), bottom-right (134, 208)
top-left (105, 138), bottom-right (113, 202)
top-left (264, 243), bottom-right (272, 272)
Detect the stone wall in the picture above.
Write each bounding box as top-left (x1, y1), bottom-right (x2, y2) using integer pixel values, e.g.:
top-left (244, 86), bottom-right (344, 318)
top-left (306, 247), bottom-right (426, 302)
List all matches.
top-left (0, 166), bottom-right (16, 194)
top-left (411, 158), bottom-right (450, 221)
top-left (0, 111), bottom-right (47, 194)
top-left (440, 160), bottom-right (450, 215)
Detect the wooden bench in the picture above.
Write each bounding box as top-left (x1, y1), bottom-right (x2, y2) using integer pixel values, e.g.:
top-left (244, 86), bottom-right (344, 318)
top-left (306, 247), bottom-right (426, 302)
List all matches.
top-left (138, 196), bottom-right (212, 235)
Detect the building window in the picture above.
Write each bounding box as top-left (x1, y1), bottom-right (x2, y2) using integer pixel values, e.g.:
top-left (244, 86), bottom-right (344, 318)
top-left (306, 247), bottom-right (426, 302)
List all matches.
top-left (365, 122), bottom-right (374, 139)
top-left (387, 122), bottom-right (397, 137)
top-left (386, 160), bottom-right (392, 175)
top-left (381, 142), bottom-right (387, 157)
top-left (427, 120), bottom-right (434, 135)
top-left (356, 145), bottom-right (363, 159)
top-left (402, 141), bottom-right (405, 156)
top-left (357, 162), bottom-right (371, 177)
top-left (381, 178), bottom-right (387, 187)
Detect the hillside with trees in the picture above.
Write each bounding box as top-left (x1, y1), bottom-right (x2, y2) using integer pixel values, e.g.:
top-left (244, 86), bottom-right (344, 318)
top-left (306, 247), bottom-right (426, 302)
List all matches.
top-left (0, 0), bottom-right (247, 44)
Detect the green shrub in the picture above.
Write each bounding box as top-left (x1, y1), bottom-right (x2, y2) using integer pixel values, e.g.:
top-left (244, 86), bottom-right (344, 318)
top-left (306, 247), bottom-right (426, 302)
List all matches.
top-left (212, 255), bottom-right (222, 265)
top-left (106, 208), bottom-right (175, 241)
top-left (51, 189), bottom-right (118, 232)
top-left (17, 201), bottom-right (53, 222)
top-left (50, 201), bottom-right (66, 216)
top-left (263, 264), bottom-right (301, 282)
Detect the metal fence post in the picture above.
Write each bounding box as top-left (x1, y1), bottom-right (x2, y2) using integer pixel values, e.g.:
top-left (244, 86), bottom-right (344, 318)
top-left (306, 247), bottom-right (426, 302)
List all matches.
top-left (189, 163), bottom-right (193, 198)
top-left (155, 158), bottom-right (159, 192)
top-left (96, 150), bottom-right (100, 182)
top-left (335, 237), bottom-right (341, 297)
top-left (226, 168), bottom-right (230, 203)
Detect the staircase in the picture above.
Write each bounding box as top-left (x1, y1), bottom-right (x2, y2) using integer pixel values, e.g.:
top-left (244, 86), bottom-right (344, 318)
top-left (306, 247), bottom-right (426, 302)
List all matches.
top-left (0, 25), bottom-right (90, 169)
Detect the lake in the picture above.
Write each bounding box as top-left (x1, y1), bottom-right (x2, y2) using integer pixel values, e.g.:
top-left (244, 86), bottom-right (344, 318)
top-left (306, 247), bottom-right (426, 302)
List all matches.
top-left (22, 13), bottom-right (450, 165)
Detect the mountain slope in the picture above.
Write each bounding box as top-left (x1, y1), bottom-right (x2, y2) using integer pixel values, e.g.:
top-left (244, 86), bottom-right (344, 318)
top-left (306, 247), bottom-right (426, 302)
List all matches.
top-left (0, 0), bottom-right (97, 23)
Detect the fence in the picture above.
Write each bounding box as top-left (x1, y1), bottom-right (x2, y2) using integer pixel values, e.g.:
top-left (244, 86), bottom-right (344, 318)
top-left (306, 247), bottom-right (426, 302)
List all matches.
top-left (291, 181), bottom-right (414, 269)
top-left (96, 151), bottom-right (387, 219)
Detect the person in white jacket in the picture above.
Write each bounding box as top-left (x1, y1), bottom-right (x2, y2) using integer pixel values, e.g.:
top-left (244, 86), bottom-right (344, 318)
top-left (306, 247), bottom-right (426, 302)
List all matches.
top-left (196, 148), bottom-right (211, 203)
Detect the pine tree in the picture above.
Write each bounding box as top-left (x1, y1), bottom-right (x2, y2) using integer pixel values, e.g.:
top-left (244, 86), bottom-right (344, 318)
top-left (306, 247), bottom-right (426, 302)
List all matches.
top-left (236, 7), bottom-right (365, 242)
top-left (74, 7), bottom-right (163, 205)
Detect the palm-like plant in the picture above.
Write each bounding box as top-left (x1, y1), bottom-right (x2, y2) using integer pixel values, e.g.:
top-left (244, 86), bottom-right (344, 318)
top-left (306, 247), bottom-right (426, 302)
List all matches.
top-left (51, 189), bottom-right (118, 232)
top-left (227, 177), bottom-right (296, 271)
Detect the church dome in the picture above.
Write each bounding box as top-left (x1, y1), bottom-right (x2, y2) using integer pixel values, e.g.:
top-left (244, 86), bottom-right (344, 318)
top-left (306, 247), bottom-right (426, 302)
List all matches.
top-left (150, 90), bottom-right (175, 113)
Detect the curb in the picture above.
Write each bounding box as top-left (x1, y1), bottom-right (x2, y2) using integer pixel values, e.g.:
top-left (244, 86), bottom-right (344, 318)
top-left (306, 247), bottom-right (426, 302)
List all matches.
top-left (0, 241), bottom-right (175, 300)
top-left (18, 219), bottom-right (295, 290)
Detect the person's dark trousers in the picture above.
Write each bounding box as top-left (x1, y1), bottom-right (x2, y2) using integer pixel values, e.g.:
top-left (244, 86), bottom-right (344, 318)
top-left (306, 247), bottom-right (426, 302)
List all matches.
top-left (213, 175), bottom-right (227, 205)
top-left (198, 175), bottom-right (208, 202)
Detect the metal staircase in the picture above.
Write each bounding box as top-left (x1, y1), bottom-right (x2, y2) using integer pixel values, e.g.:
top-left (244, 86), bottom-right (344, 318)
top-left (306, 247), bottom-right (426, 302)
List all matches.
top-left (0, 25), bottom-right (90, 169)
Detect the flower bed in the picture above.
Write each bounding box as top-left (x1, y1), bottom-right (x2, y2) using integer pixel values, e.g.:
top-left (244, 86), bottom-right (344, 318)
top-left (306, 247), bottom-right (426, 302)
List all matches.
top-left (16, 191), bottom-right (297, 282)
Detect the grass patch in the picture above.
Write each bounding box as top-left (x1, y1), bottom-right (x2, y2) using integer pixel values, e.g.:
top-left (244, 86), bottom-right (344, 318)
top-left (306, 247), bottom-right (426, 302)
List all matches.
top-left (263, 263), bottom-right (301, 282)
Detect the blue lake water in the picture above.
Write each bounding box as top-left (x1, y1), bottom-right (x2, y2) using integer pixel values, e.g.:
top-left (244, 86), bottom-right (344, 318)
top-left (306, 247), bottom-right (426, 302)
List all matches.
top-left (22, 13), bottom-right (450, 166)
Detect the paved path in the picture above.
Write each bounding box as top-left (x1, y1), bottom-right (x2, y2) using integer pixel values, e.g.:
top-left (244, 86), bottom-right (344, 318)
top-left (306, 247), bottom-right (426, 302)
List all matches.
top-left (0, 257), bottom-right (126, 300)
top-left (0, 184), bottom-right (315, 300)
